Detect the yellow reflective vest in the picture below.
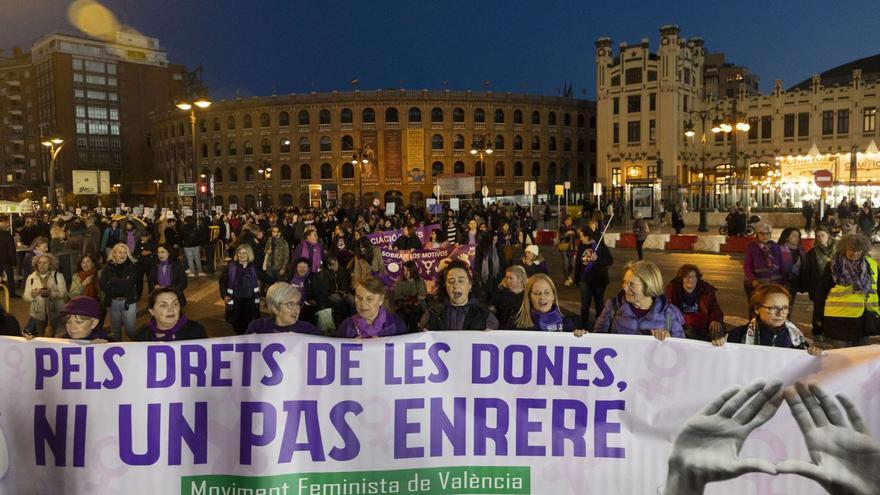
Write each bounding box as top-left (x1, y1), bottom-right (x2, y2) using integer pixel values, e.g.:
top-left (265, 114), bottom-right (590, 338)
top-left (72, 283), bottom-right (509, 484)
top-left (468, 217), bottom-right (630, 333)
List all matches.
top-left (823, 257), bottom-right (880, 318)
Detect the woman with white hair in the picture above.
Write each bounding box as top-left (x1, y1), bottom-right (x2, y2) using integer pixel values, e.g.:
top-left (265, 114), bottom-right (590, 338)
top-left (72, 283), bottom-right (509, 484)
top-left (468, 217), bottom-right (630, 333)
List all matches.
top-left (100, 242), bottom-right (140, 341)
top-left (219, 243), bottom-right (261, 334)
top-left (23, 253), bottom-right (67, 338)
top-left (743, 222), bottom-right (784, 317)
top-left (246, 282), bottom-right (321, 335)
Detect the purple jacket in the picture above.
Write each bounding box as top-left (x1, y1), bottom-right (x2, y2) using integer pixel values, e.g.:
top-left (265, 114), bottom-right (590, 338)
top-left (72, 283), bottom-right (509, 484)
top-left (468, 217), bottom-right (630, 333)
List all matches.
top-left (593, 290), bottom-right (685, 337)
top-left (743, 240), bottom-right (785, 288)
top-left (338, 310), bottom-right (409, 338)
top-left (246, 316), bottom-right (321, 335)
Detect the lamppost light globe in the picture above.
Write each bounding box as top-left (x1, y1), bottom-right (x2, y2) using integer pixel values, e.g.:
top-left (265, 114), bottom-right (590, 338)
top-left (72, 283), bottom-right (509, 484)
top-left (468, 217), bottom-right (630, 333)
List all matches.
top-left (41, 141), bottom-right (53, 147)
top-left (51, 138), bottom-right (64, 145)
top-left (194, 98), bottom-right (212, 109)
top-left (684, 129), bottom-right (696, 137)
top-left (176, 102), bottom-right (192, 111)
top-left (736, 122), bottom-right (750, 132)
top-left (351, 159), bottom-right (358, 165)
top-left (485, 148), bottom-right (494, 155)
top-left (361, 159), bottom-right (369, 164)
top-left (720, 123), bottom-right (733, 133)
top-left (469, 149), bottom-right (478, 155)
top-left (266, 167), bottom-right (272, 172)
top-left (258, 169), bottom-right (264, 174)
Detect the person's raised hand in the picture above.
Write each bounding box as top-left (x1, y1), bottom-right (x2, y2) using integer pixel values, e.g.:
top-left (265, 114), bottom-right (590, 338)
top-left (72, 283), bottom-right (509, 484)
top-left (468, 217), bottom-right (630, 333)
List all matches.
top-left (664, 380), bottom-right (783, 494)
top-left (776, 383), bottom-right (880, 495)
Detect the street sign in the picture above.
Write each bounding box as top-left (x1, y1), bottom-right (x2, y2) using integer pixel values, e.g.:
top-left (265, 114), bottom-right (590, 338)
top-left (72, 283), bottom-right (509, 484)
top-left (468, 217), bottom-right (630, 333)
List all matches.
top-left (814, 169), bottom-right (833, 188)
top-left (177, 183), bottom-right (197, 196)
top-left (554, 184), bottom-right (564, 196)
top-left (564, 181), bottom-right (571, 190)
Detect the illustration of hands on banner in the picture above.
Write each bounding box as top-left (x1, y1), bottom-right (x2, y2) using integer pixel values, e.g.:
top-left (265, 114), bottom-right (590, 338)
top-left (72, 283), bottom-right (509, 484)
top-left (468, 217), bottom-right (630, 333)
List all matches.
top-left (663, 380), bottom-right (880, 495)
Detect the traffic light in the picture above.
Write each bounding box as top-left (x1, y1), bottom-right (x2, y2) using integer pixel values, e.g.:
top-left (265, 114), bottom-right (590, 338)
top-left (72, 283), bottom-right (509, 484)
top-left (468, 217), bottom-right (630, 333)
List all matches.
top-left (199, 184), bottom-right (207, 194)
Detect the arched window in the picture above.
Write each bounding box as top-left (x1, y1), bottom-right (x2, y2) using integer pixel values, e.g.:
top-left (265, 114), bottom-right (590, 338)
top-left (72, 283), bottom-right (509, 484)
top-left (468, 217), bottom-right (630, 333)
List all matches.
top-left (548, 136), bottom-right (557, 151)
top-left (385, 107), bottom-right (398, 122)
top-left (281, 164), bottom-right (291, 180)
top-left (342, 162), bottom-right (355, 178)
top-left (513, 110), bottom-right (523, 124)
top-left (474, 108), bottom-right (485, 123)
top-left (340, 108), bottom-right (353, 124)
top-left (300, 164), bottom-right (311, 180)
top-left (431, 107), bottom-right (444, 123)
top-left (453, 107), bottom-right (465, 122)
top-left (514, 135), bottom-right (523, 150)
top-left (577, 114), bottom-right (585, 127)
top-left (432, 161), bottom-right (444, 177)
top-left (341, 135), bottom-right (353, 151)
top-left (320, 163), bottom-right (332, 179)
top-left (494, 109), bottom-right (504, 123)
top-left (531, 136), bottom-right (541, 151)
top-left (494, 135), bottom-right (505, 150)
top-left (548, 162), bottom-right (557, 178)
top-left (319, 109), bottom-right (331, 125)
top-left (548, 111), bottom-right (557, 126)
top-left (531, 111), bottom-right (540, 125)
top-left (319, 136), bottom-right (331, 152)
top-left (431, 134), bottom-right (444, 150)
top-left (199, 119), bottom-right (207, 133)
top-left (564, 137), bottom-right (572, 152)
top-left (514, 161), bottom-right (524, 177)
top-left (243, 114), bottom-right (253, 129)
top-left (495, 161), bottom-right (505, 177)
top-left (453, 134), bottom-right (465, 150)
top-left (260, 139), bottom-right (271, 154)
top-left (577, 138), bottom-right (585, 152)
top-left (299, 137), bottom-right (310, 152)
top-left (363, 108), bottom-right (375, 123)
top-left (228, 167), bottom-right (238, 182)
top-left (563, 113), bottom-right (571, 127)
top-left (227, 116), bottom-right (236, 130)
top-left (279, 111), bottom-right (290, 127)
top-left (562, 162), bottom-right (571, 179)
top-left (408, 107), bottom-right (421, 123)
top-left (227, 141), bottom-right (237, 156)
top-left (244, 141), bottom-right (254, 155)
top-left (260, 112), bottom-right (270, 127)
top-left (244, 166), bottom-right (254, 181)
top-left (280, 138), bottom-right (291, 153)
top-left (214, 167), bottom-right (223, 182)
top-left (214, 142), bottom-right (222, 157)
top-left (299, 110), bottom-right (310, 125)
top-left (212, 117), bottom-right (220, 132)
top-left (531, 161), bottom-right (540, 177)
top-left (454, 161), bottom-right (465, 173)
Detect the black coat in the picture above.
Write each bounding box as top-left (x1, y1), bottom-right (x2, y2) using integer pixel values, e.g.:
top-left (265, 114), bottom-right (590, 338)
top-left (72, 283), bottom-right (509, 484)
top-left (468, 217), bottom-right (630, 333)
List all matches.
top-left (134, 319), bottom-right (207, 341)
top-left (147, 261), bottom-right (188, 297)
top-left (0, 230), bottom-right (16, 266)
top-left (425, 301), bottom-right (496, 331)
top-left (100, 260), bottom-right (139, 305)
top-left (574, 240), bottom-right (613, 287)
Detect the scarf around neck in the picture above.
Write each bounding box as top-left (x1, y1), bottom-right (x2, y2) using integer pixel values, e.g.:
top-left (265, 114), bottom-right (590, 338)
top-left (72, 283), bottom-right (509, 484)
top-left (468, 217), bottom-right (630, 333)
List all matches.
top-left (148, 315), bottom-right (189, 341)
top-left (744, 317), bottom-right (805, 348)
top-left (352, 306), bottom-right (388, 338)
top-left (831, 255), bottom-right (875, 294)
top-left (531, 305), bottom-right (566, 331)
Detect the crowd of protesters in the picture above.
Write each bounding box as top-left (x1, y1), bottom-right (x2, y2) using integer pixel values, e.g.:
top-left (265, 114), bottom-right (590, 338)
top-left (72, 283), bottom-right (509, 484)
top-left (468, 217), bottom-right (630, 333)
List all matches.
top-left (0, 195), bottom-right (873, 356)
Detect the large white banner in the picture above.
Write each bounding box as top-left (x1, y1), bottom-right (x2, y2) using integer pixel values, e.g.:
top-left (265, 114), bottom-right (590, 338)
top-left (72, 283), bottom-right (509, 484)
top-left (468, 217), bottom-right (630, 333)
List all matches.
top-left (0, 333), bottom-right (877, 494)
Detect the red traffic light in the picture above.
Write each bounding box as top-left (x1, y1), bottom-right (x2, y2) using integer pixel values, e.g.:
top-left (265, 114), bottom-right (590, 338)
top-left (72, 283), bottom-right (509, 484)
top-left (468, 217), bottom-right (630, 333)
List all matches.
top-left (199, 185), bottom-right (207, 193)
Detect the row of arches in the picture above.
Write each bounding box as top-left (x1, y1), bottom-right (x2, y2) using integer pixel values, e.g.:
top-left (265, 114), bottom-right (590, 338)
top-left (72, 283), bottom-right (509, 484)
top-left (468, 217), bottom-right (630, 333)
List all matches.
top-left (211, 191), bottom-right (426, 210)
top-left (182, 108), bottom-right (595, 137)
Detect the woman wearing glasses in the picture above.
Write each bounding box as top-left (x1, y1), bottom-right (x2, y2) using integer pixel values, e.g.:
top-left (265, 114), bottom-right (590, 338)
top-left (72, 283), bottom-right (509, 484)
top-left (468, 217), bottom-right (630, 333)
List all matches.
top-left (725, 283), bottom-right (821, 354)
top-left (814, 233), bottom-right (878, 346)
top-left (664, 264), bottom-right (725, 342)
top-left (247, 282), bottom-right (321, 335)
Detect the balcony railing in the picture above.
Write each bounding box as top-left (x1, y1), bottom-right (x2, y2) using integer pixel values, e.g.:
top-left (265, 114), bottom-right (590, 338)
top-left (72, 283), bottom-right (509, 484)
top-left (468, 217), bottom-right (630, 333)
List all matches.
top-left (453, 122), bottom-right (465, 129)
top-left (474, 123), bottom-right (486, 130)
top-left (362, 122), bottom-right (376, 129)
top-left (431, 122), bottom-right (444, 129)
top-left (319, 124), bottom-right (331, 131)
top-left (431, 149), bottom-right (445, 157)
top-left (385, 178), bottom-right (402, 186)
top-left (342, 178), bottom-right (356, 186)
top-left (319, 151), bottom-right (332, 159)
top-left (299, 152), bottom-right (311, 159)
top-left (340, 123), bottom-right (353, 131)
top-left (385, 122), bottom-right (399, 129)
top-left (407, 123), bottom-right (422, 129)
top-left (298, 125), bottom-right (309, 133)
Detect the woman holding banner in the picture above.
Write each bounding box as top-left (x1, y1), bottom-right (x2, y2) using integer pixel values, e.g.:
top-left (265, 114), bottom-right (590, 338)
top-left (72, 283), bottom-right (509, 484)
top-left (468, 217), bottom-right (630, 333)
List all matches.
top-left (421, 260), bottom-right (499, 331)
top-left (339, 276), bottom-right (408, 338)
top-left (246, 282), bottom-right (321, 335)
top-left (510, 274), bottom-right (575, 332)
top-left (576, 261), bottom-right (684, 340)
top-left (723, 283), bottom-right (822, 354)
top-left (134, 288), bottom-right (206, 341)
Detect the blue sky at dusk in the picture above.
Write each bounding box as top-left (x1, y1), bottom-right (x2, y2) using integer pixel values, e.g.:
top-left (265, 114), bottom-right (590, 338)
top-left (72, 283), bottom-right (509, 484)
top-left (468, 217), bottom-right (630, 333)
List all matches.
top-left (1, 0), bottom-right (877, 100)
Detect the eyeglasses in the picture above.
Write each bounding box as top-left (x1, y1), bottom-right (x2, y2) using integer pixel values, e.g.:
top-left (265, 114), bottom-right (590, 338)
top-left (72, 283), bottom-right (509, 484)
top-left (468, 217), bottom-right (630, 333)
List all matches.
top-left (758, 305), bottom-right (789, 315)
top-left (282, 301), bottom-right (301, 311)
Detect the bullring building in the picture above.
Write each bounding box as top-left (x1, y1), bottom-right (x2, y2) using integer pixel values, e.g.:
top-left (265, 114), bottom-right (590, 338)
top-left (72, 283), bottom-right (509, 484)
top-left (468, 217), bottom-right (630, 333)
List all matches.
top-left (151, 90), bottom-right (596, 209)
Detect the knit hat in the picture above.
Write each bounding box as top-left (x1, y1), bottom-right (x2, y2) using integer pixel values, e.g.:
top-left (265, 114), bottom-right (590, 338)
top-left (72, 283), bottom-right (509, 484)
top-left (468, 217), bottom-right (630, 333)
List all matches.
top-left (63, 296), bottom-right (102, 319)
top-left (525, 245), bottom-right (540, 256)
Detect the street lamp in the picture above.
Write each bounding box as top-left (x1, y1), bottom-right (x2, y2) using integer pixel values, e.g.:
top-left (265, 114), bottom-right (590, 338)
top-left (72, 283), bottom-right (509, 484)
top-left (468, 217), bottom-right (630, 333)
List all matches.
top-left (470, 133), bottom-right (494, 202)
top-left (176, 97), bottom-right (212, 217)
top-left (712, 110), bottom-right (751, 215)
top-left (256, 165), bottom-right (272, 209)
top-left (351, 145), bottom-right (373, 209)
top-left (112, 183), bottom-right (122, 205)
top-left (41, 137), bottom-right (64, 210)
top-left (153, 179), bottom-right (163, 208)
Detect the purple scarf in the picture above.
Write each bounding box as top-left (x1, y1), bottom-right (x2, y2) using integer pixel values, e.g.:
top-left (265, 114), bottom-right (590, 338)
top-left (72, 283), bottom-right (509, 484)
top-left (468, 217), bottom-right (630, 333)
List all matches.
top-left (831, 255), bottom-right (875, 294)
top-left (758, 241), bottom-right (778, 271)
top-left (147, 315), bottom-right (189, 341)
top-left (157, 261), bottom-right (172, 287)
top-left (228, 262), bottom-right (257, 292)
top-left (352, 306), bottom-right (388, 338)
top-left (531, 305), bottom-right (566, 331)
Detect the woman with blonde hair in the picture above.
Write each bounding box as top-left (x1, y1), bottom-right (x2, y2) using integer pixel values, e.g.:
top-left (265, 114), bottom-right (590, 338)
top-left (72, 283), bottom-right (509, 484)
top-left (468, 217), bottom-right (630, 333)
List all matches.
top-left (219, 243), bottom-right (261, 334)
top-left (490, 265), bottom-right (527, 327)
top-left (576, 260), bottom-right (684, 340)
top-left (510, 273), bottom-right (575, 332)
top-left (23, 253), bottom-right (67, 338)
top-left (100, 242), bottom-right (140, 341)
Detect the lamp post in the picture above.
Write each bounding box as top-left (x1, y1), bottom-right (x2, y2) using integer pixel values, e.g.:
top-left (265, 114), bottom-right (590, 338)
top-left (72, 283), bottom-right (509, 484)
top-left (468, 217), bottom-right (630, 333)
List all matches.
top-left (200, 169), bottom-right (214, 210)
top-left (152, 179), bottom-right (163, 208)
top-left (470, 133), bottom-right (494, 203)
top-left (41, 137), bottom-right (64, 210)
top-left (684, 110), bottom-right (716, 232)
top-left (112, 183), bottom-right (122, 205)
top-left (351, 145), bottom-right (373, 209)
top-left (708, 103), bottom-right (751, 216)
top-left (176, 97), bottom-right (212, 217)
top-left (256, 165), bottom-right (272, 209)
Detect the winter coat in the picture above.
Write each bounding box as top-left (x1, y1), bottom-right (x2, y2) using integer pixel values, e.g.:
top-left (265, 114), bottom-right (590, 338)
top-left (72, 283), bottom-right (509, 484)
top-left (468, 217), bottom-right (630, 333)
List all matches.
top-left (133, 319), bottom-right (207, 342)
top-left (593, 291), bottom-right (685, 337)
top-left (574, 240), bottom-right (612, 287)
top-left (264, 236), bottom-right (290, 276)
top-left (664, 279), bottom-right (724, 339)
top-left (423, 299), bottom-right (499, 331)
top-left (246, 317), bottom-right (321, 336)
top-left (292, 240), bottom-right (324, 273)
top-left (0, 230), bottom-right (15, 266)
top-left (147, 261), bottom-right (188, 297)
top-left (800, 242), bottom-right (835, 302)
top-left (23, 271), bottom-right (67, 322)
top-left (490, 289), bottom-right (524, 327)
top-left (99, 260), bottom-right (139, 306)
top-left (632, 218), bottom-right (649, 241)
top-left (742, 240), bottom-right (785, 289)
top-left (338, 310), bottom-right (409, 338)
